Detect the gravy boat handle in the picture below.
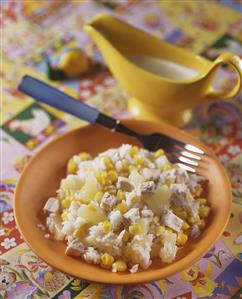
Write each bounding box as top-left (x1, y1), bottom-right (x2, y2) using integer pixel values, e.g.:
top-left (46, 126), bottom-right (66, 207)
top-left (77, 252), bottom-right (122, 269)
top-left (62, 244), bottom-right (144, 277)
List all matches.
top-left (205, 52), bottom-right (242, 100)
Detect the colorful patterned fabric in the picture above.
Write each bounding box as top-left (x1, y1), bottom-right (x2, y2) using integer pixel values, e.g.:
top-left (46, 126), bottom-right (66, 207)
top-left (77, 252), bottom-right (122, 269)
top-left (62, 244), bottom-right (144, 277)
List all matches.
top-left (1, 1), bottom-right (242, 298)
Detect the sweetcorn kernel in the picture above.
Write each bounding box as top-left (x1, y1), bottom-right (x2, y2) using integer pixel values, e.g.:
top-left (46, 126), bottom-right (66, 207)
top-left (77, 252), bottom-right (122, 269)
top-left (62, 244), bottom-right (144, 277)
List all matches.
top-left (94, 191), bottom-right (104, 202)
top-left (198, 219), bottom-right (206, 229)
top-left (199, 206), bottom-right (210, 218)
top-left (197, 198), bottom-right (207, 205)
top-left (99, 171), bottom-right (111, 186)
top-left (175, 210), bottom-right (188, 220)
top-left (129, 165), bottom-right (137, 172)
top-left (87, 203), bottom-right (97, 211)
top-left (134, 155), bottom-right (145, 165)
top-left (102, 156), bottom-right (113, 170)
top-left (177, 232), bottom-right (188, 246)
top-left (129, 223), bottom-right (142, 235)
top-left (108, 170), bottom-right (118, 183)
top-left (166, 228), bottom-right (174, 234)
top-left (79, 198), bottom-right (88, 204)
top-left (101, 253), bottom-right (114, 268)
top-left (103, 220), bottom-right (112, 233)
top-left (95, 174), bottom-right (102, 184)
top-left (152, 215), bottom-right (160, 224)
top-left (61, 212), bottom-right (68, 221)
top-left (67, 158), bottom-right (77, 174)
top-left (165, 179), bottom-right (174, 187)
top-left (131, 196), bottom-right (139, 204)
top-left (65, 189), bottom-right (73, 196)
top-left (182, 222), bottom-right (190, 230)
top-left (100, 171), bottom-right (108, 180)
top-left (195, 185), bottom-right (203, 197)
top-left (73, 227), bottom-right (86, 239)
top-left (79, 152), bottom-right (92, 161)
top-left (154, 148), bottom-right (165, 158)
top-left (129, 146), bottom-right (139, 157)
top-left (116, 202), bottom-right (128, 214)
top-left (188, 215), bottom-right (200, 224)
top-left (61, 199), bottom-right (71, 209)
top-left (122, 230), bottom-right (129, 242)
top-left (164, 164), bottom-right (172, 171)
top-left (108, 189), bottom-right (117, 196)
top-left (121, 160), bottom-right (129, 172)
top-left (173, 163), bottom-right (180, 169)
top-left (117, 190), bottom-right (125, 201)
top-left (112, 260), bottom-right (127, 272)
top-left (155, 225), bottom-right (165, 236)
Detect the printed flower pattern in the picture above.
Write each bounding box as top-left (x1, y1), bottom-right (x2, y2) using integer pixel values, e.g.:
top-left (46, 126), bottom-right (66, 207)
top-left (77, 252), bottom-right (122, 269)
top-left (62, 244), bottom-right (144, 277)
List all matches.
top-left (219, 137), bottom-right (229, 146)
top-left (227, 145), bottom-right (241, 155)
top-left (1, 237), bottom-right (16, 249)
top-left (1, 211), bottom-right (14, 224)
top-left (219, 154), bottom-right (230, 163)
top-left (0, 209), bottom-right (23, 253)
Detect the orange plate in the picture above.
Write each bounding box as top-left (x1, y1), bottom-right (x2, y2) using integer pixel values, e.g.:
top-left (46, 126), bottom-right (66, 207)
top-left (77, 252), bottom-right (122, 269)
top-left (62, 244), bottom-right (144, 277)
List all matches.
top-left (14, 120), bottom-right (231, 284)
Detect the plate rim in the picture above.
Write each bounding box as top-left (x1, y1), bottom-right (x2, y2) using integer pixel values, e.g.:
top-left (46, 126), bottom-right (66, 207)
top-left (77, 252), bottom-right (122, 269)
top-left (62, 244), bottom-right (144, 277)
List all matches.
top-left (14, 120), bottom-right (232, 284)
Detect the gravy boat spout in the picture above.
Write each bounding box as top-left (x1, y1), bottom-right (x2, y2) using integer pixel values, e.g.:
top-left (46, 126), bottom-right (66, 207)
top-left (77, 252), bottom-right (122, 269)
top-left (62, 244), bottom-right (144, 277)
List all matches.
top-left (85, 13), bottom-right (242, 126)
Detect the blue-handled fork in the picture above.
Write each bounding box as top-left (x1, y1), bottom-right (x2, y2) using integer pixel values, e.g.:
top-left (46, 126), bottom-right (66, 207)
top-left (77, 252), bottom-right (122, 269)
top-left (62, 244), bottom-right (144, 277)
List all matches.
top-left (18, 75), bottom-right (204, 172)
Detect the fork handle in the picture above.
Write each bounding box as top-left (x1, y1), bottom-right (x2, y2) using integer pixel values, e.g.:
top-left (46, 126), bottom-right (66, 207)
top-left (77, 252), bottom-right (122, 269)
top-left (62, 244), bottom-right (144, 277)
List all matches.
top-left (18, 75), bottom-right (117, 129)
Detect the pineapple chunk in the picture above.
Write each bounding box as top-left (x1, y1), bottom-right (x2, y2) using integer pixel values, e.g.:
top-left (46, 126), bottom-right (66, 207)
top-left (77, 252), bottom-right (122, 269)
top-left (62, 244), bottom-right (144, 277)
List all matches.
top-left (78, 173), bottom-right (100, 203)
top-left (60, 175), bottom-right (84, 190)
top-left (77, 205), bottom-right (105, 224)
top-left (129, 170), bottom-right (145, 188)
top-left (144, 185), bottom-right (171, 213)
top-left (137, 218), bottom-right (151, 235)
top-left (159, 231), bottom-right (177, 263)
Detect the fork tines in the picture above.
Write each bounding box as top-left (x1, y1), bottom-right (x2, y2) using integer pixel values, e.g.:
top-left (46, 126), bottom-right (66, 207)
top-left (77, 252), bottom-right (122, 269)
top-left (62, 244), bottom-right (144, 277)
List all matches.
top-left (169, 143), bottom-right (205, 173)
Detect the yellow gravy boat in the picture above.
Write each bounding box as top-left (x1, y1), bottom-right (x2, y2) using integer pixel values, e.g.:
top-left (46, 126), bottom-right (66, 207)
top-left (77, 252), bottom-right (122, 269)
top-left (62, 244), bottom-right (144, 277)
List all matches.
top-left (85, 13), bottom-right (242, 126)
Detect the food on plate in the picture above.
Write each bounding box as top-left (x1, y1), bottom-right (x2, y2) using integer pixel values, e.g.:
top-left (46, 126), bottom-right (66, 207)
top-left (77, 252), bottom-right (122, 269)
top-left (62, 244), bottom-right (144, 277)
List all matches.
top-left (42, 145), bottom-right (210, 273)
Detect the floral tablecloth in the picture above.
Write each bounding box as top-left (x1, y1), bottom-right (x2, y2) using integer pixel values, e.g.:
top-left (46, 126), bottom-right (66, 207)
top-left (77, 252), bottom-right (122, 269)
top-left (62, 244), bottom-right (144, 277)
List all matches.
top-left (1, 1), bottom-right (242, 298)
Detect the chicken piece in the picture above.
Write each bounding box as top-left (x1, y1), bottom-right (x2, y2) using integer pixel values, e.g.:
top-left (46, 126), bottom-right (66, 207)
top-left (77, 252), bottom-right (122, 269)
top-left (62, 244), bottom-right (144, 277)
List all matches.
top-left (155, 155), bottom-right (170, 169)
top-left (108, 210), bottom-right (122, 228)
top-left (123, 208), bottom-right (140, 225)
top-left (141, 207), bottom-right (154, 218)
top-left (171, 183), bottom-right (199, 216)
top-left (114, 230), bottom-right (125, 246)
top-left (190, 224), bottom-right (201, 239)
top-left (141, 168), bottom-right (160, 181)
top-left (129, 264), bottom-right (139, 273)
top-left (160, 169), bottom-right (176, 185)
top-left (43, 197), bottom-right (60, 214)
top-left (161, 211), bottom-right (183, 232)
top-left (83, 247), bottom-right (101, 264)
top-left (175, 168), bottom-right (189, 184)
top-left (171, 184), bottom-right (194, 207)
top-left (184, 172), bottom-right (208, 194)
top-left (125, 234), bottom-right (153, 269)
top-left (117, 177), bottom-right (134, 192)
top-left (100, 192), bottom-right (118, 212)
top-left (46, 213), bottom-right (65, 240)
top-left (139, 181), bottom-right (156, 195)
top-left (65, 240), bottom-right (84, 257)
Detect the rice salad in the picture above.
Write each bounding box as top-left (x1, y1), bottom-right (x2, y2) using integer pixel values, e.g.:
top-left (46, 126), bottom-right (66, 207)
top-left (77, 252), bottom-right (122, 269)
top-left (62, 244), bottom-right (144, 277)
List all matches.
top-left (43, 144), bottom-right (210, 273)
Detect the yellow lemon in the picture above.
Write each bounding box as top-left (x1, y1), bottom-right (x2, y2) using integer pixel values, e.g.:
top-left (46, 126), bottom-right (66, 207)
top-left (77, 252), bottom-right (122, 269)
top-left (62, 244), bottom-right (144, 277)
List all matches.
top-left (59, 49), bottom-right (89, 78)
